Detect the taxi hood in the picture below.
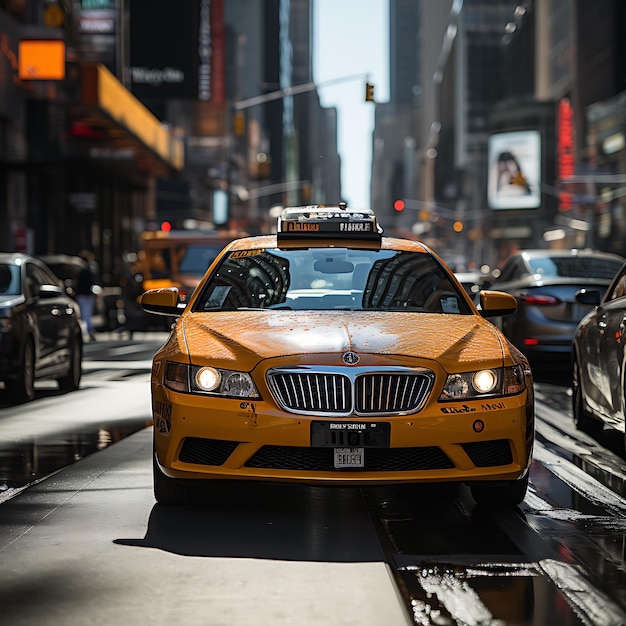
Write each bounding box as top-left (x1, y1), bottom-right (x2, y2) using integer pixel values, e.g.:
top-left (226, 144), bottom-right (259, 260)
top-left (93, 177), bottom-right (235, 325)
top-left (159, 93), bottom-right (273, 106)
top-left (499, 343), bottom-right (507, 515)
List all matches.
top-left (181, 311), bottom-right (507, 371)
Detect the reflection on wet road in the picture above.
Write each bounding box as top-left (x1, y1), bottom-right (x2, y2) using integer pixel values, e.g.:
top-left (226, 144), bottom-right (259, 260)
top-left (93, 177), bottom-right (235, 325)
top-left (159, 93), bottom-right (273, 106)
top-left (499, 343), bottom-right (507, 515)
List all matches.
top-left (0, 335), bottom-right (625, 624)
top-left (0, 333), bottom-right (162, 499)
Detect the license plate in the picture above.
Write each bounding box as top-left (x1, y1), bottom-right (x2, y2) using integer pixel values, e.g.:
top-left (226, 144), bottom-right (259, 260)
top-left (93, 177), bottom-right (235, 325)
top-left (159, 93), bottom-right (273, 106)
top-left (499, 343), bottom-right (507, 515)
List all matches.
top-left (334, 447), bottom-right (364, 468)
top-left (310, 421), bottom-right (390, 448)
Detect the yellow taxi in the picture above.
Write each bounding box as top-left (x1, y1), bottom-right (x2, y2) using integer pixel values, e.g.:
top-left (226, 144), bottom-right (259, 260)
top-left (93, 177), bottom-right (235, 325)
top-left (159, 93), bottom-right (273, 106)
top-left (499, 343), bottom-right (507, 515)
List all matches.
top-left (141, 205), bottom-right (534, 506)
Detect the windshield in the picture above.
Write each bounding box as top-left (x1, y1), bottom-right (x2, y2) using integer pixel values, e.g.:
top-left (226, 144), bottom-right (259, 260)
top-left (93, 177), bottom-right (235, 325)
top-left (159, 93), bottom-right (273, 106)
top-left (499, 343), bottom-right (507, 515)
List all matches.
top-left (0, 263), bottom-right (20, 296)
top-left (527, 256), bottom-right (623, 280)
top-left (193, 247), bottom-right (471, 314)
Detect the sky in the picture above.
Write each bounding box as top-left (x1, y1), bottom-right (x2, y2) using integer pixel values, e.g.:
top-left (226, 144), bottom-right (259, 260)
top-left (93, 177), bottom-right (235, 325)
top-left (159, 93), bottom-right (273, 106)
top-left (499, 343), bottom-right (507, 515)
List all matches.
top-left (312, 0), bottom-right (389, 209)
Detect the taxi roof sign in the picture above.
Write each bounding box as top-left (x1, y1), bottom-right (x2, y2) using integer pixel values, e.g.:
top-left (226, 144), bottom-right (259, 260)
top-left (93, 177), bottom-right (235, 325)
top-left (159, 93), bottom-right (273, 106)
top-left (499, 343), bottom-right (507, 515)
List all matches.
top-left (277, 204), bottom-right (382, 243)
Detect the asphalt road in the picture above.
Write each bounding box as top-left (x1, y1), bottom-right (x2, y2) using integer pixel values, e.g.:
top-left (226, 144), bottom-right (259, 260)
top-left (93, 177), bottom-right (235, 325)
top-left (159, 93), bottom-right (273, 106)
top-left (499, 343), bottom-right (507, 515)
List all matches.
top-left (0, 333), bottom-right (624, 625)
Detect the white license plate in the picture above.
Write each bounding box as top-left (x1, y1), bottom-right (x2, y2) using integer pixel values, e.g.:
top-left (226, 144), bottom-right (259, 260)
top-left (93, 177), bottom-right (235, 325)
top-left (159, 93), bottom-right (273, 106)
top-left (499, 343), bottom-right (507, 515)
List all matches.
top-left (334, 447), bottom-right (364, 468)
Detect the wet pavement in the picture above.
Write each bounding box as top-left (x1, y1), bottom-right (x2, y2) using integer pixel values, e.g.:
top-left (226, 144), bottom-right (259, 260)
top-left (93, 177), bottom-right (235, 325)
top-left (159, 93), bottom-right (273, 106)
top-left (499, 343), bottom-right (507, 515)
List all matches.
top-left (0, 337), bottom-right (625, 624)
top-left (0, 332), bottom-right (163, 499)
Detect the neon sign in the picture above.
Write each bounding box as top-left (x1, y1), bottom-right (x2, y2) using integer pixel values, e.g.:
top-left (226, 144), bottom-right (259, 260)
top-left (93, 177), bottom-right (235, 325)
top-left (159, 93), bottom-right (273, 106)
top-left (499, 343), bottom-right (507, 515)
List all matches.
top-left (557, 98), bottom-right (575, 211)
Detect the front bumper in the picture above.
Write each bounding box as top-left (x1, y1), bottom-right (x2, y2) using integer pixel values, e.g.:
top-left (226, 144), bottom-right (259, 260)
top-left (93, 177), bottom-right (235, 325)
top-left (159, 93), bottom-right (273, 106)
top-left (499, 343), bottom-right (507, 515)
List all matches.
top-left (152, 384), bottom-right (534, 486)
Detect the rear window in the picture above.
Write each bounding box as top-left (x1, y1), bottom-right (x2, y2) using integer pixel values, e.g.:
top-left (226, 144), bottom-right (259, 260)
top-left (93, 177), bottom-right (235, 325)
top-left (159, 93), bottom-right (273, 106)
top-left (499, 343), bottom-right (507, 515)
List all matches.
top-left (528, 256), bottom-right (623, 280)
top-left (178, 244), bottom-right (228, 275)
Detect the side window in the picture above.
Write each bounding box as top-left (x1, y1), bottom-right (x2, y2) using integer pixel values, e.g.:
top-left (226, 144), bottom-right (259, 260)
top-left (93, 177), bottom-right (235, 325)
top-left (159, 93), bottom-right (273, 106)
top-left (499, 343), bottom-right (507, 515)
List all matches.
top-left (25, 264), bottom-right (44, 299)
top-left (609, 269), bottom-right (626, 301)
top-left (25, 264), bottom-right (58, 298)
top-left (39, 266), bottom-right (61, 286)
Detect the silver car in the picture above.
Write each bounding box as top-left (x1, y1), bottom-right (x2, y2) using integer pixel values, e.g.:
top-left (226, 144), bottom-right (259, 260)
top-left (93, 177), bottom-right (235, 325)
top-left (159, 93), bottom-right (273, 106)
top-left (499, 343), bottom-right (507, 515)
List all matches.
top-left (490, 249), bottom-right (625, 369)
top-left (572, 262), bottom-right (626, 452)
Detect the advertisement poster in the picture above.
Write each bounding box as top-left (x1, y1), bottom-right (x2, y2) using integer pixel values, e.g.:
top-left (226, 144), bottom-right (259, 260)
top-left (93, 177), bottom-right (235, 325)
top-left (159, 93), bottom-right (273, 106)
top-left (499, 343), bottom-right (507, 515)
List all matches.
top-left (487, 130), bottom-right (541, 209)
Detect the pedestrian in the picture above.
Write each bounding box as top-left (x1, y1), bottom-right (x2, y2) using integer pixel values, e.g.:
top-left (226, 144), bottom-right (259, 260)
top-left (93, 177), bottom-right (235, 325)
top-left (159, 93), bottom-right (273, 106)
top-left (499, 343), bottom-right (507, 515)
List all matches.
top-left (75, 250), bottom-right (101, 341)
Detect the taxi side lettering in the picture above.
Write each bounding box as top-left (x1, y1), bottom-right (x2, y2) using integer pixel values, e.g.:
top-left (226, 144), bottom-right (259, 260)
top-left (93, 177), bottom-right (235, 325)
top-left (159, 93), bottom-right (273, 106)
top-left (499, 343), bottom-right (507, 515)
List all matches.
top-left (480, 401), bottom-right (506, 411)
top-left (441, 404), bottom-right (475, 414)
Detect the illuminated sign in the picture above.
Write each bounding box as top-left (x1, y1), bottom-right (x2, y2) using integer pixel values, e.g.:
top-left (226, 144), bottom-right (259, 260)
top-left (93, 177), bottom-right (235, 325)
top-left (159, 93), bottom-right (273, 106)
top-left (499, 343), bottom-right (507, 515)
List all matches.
top-left (79, 10), bottom-right (115, 34)
top-left (487, 130), bottom-right (541, 210)
top-left (18, 40), bottom-right (65, 80)
top-left (557, 98), bottom-right (575, 210)
top-left (129, 0), bottom-right (224, 102)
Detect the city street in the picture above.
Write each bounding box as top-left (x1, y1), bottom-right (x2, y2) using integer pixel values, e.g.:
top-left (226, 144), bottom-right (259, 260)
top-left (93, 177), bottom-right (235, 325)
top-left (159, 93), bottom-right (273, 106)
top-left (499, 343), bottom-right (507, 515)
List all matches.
top-left (0, 334), bottom-right (624, 625)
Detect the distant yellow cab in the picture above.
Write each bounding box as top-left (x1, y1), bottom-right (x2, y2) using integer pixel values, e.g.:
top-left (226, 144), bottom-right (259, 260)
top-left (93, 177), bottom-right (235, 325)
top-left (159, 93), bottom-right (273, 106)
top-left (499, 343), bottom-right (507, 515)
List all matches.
top-left (142, 204), bottom-right (534, 506)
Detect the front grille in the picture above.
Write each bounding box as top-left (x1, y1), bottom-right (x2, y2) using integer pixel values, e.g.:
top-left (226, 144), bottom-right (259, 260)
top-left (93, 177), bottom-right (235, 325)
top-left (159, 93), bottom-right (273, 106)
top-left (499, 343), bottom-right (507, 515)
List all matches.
top-left (267, 366), bottom-right (434, 416)
top-left (269, 372), bottom-right (352, 413)
top-left (179, 437), bottom-right (239, 466)
top-left (355, 373), bottom-right (431, 413)
top-left (245, 445), bottom-right (454, 472)
top-left (461, 439), bottom-right (513, 467)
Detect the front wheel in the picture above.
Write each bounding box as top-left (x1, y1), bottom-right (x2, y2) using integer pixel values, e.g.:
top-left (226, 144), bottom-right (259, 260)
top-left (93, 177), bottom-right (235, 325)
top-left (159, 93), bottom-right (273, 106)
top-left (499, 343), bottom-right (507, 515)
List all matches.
top-left (572, 357), bottom-right (603, 436)
top-left (153, 453), bottom-right (205, 505)
top-left (9, 339), bottom-right (35, 403)
top-left (470, 472), bottom-right (529, 507)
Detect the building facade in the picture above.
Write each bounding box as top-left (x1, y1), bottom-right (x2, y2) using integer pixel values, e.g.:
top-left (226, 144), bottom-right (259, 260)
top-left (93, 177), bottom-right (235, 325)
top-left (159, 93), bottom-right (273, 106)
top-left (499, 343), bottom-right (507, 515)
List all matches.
top-left (0, 0), bottom-right (340, 288)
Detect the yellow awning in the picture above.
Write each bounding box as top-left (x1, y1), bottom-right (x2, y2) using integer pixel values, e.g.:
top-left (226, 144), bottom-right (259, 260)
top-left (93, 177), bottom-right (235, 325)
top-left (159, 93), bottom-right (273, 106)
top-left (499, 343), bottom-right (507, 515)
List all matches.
top-left (78, 63), bottom-right (184, 172)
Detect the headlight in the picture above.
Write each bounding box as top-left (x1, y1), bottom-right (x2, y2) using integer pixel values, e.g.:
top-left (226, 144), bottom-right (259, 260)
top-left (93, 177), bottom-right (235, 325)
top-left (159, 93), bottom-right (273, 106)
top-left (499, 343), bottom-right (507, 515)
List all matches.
top-left (164, 361), bottom-right (260, 398)
top-left (195, 367), bottom-right (221, 391)
top-left (473, 369), bottom-right (498, 393)
top-left (439, 365), bottom-right (525, 401)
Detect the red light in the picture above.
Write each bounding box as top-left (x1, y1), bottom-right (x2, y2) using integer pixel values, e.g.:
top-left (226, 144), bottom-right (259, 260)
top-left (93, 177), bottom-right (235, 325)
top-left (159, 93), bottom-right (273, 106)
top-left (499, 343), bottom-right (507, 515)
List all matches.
top-left (523, 338), bottom-right (540, 346)
top-left (518, 294), bottom-right (560, 306)
top-left (394, 199), bottom-right (405, 212)
top-left (161, 221), bottom-right (172, 233)
top-left (69, 122), bottom-right (105, 139)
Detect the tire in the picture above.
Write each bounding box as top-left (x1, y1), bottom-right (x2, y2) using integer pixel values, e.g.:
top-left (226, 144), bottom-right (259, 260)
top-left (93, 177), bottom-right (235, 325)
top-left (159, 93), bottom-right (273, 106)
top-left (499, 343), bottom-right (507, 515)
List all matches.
top-left (153, 452), bottom-right (205, 505)
top-left (58, 333), bottom-right (82, 392)
top-left (9, 339), bottom-right (35, 403)
top-left (571, 356), bottom-right (603, 436)
top-left (470, 472), bottom-right (529, 507)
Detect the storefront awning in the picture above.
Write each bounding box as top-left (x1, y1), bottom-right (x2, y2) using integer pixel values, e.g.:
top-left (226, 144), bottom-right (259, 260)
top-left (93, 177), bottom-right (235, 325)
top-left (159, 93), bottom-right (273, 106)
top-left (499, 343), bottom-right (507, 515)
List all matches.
top-left (70, 63), bottom-right (184, 175)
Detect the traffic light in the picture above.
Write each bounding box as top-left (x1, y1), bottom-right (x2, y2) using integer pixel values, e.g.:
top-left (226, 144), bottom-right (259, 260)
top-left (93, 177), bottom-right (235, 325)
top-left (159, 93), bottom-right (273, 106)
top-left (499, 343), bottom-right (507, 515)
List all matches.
top-left (393, 199), bottom-right (405, 212)
top-left (365, 82), bottom-right (375, 102)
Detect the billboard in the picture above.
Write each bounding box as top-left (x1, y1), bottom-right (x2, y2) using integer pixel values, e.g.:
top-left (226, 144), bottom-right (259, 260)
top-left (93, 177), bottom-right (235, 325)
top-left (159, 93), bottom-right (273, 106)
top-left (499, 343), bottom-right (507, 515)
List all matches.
top-left (130, 0), bottom-right (224, 102)
top-left (487, 130), bottom-right (541, 210)
top-left (18, 40), bottom-right (65, 80)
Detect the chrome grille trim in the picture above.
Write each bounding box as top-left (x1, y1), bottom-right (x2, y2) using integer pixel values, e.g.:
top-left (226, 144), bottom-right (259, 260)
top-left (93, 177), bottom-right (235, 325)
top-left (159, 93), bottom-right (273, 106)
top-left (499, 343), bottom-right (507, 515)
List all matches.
top-left (266, 366), bottom-right (435, 417)
top-left (355, 373), bottom-right (431, 413)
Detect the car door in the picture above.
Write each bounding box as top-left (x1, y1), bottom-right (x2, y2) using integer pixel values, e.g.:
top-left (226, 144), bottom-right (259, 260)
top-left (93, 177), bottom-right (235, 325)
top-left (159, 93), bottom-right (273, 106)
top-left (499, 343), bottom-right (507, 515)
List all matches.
top-left (25, 263), bottom-right (68, 370)
top-left (593, 269), bottom-right (626, 428)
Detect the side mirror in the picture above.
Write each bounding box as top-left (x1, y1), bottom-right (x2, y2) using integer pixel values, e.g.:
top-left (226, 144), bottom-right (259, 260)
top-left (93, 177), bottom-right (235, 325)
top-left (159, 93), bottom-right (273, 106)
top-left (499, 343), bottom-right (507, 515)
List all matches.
top-left (478, 290), bottom-right (518, 318)
top-left (39, 284), bottom-right (64, 299)
top-left (141, 288), bottom-right (181, 316)
top-left (575, 288), bottom-right (601, 306)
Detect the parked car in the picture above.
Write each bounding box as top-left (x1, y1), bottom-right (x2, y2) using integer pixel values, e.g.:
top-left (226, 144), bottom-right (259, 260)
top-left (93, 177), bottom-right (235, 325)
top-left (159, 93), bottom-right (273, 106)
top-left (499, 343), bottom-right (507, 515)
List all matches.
top-left (140, 204), bottom-right (534, 507)
top-left (571, 262), bottom-right (626, 452)
top-left (0, 252), bottom-right (83, 403)
top-left (489, 249), bottom-right (625, 369)
top-left (39, 254), bottom-right (110, 333)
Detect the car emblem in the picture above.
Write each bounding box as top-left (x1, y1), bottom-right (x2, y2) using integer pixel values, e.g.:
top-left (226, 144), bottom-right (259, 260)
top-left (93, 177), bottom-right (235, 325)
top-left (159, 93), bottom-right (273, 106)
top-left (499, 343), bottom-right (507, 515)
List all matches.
top-left (342, 351), bottom-right (360, 365)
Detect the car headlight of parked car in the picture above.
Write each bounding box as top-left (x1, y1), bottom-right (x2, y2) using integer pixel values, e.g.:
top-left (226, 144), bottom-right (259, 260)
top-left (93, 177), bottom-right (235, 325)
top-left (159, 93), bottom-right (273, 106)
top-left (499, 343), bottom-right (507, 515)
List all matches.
top-left (440, 364), bottom-right (526, 401)
top-left (164, 361), bottom-right (260, 398)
